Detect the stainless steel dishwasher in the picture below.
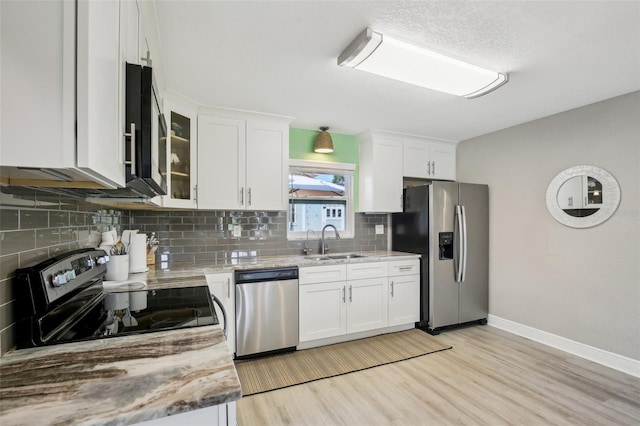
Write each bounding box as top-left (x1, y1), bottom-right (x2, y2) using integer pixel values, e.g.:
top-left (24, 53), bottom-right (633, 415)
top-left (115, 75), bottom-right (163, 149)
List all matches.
top-left (235, 266), bottom-right (299, 358)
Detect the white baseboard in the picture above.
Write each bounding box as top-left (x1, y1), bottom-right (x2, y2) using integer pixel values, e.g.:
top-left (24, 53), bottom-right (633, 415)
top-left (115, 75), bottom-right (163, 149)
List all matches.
top-left (488, 315), bottom-right (640, 378)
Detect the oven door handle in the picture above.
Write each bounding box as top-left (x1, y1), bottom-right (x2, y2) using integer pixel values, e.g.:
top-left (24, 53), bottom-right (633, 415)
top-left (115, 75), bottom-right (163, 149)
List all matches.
top-left (211, 294), bottom-right (228, 339)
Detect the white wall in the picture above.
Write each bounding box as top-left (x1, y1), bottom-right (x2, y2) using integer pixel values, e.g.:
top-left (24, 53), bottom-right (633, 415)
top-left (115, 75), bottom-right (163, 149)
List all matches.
top-left (457, 92), bottom-right (640, 360)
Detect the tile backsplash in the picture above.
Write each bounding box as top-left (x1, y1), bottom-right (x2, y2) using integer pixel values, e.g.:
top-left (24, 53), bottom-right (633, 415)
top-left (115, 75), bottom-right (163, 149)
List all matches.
top-left (0, 187), bottom-right (128, 355)
top-left (129, 210), bottom-right (388, 267)
top-left (0, 187), bottom-right (388, 355)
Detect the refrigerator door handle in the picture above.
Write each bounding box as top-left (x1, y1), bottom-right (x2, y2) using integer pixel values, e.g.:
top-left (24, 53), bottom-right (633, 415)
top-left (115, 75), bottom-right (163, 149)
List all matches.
top-left (461, 205), bottom-right (468, 282)
top-left (455, 205), bottom-right (464, 283)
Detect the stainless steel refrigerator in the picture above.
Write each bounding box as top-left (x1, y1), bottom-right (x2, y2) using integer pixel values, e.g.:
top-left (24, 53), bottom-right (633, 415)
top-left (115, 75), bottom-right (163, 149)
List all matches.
top-left (391, 182), bottom-right (489, 334)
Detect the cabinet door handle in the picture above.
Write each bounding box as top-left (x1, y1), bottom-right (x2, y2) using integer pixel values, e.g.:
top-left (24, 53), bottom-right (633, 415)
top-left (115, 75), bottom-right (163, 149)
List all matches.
top-left (227, 278), bottom-right (230, 299)
top-left (349, 285), bottom-right (353, 302)
top-left (390, 281), bottom-right (394, 297)
top-left (398, 266), bottom-right (413, 271)
top-left (123, 122), bottom-right (136, 175)
top-left (427, 161), bottom-right (431, 175)
top-left (342, 286), bottom-right (346, 303)
top-left (248, 188), bottom-right (252, 206)
top-left (585, 196), bottom-right (588, 206)
top-left (193, 185), bottom-right (198, 203)
top-left (432, 161), bottom-right (436, 175)
top-left (240, 187), bottom-right (244, 205)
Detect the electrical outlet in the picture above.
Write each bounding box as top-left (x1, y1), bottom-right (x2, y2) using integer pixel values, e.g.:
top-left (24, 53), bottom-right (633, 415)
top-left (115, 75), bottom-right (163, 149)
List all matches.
top-left (375, 224), bottom-right (384, 235)
top-left (233, 224), bottom-right (242, 238)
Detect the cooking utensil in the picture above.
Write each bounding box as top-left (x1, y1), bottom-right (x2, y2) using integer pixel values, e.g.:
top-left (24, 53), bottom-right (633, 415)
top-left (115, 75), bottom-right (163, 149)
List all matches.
top-left (110, 238), bottom-right (126, 256)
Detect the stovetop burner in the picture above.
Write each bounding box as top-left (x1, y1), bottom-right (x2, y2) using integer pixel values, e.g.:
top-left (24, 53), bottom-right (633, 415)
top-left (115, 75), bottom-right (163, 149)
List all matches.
top-left (13, 248), bottom-right (218, 349)
top-left (51, 286), bottom-right (217, 345)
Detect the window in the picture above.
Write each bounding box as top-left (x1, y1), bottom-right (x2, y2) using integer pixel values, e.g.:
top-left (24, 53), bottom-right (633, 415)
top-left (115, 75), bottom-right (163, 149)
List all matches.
top-left (288, 160), bottom-right (355, 239)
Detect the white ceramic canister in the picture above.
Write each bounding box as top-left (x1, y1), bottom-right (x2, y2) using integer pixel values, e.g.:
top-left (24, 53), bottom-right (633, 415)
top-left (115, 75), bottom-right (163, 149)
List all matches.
top-left (106, 254), bottom-right (129, 281)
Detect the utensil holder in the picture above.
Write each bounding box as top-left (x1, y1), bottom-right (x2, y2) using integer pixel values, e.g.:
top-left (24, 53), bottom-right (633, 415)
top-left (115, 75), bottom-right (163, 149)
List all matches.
top-left (106, 255), bottom-right (129, 281)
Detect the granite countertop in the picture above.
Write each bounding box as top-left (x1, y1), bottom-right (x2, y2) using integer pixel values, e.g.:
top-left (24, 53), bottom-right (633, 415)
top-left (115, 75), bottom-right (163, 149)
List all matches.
top-left (0, 277), bottom-right (241, 426)
top-left (0, 326), bottom-right (240, 426)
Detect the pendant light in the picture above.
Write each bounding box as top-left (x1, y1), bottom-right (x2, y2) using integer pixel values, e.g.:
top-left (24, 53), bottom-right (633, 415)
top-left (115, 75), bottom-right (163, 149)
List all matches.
top-left (314, 126), bottom-right (334, 153)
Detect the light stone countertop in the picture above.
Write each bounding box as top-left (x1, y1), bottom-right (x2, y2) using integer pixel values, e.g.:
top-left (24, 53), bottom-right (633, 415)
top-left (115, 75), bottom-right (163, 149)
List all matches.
top-left (147, 250), bottom-right (421, 278)
top-left (0, 250), bottom-right (418, 426)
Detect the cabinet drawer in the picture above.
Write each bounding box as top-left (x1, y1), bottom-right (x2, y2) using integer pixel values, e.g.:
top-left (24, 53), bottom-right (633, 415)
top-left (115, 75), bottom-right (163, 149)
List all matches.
top-left (389, 259), bottom-right (420, 276)
top-left (346, 262), bottom-right (389, 280)
top-left (299, 264), bottom-right (347, 285)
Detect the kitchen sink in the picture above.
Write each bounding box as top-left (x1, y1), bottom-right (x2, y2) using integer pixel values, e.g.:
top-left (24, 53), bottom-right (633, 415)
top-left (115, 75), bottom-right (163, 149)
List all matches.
top-left (327, 254), bottom-right (367, 259)
top-left (309, 253), bottom-right (367, 261)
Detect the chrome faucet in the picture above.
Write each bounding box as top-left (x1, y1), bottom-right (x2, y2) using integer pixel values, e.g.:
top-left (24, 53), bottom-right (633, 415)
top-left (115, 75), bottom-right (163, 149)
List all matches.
top-left (303, 229), bottom-right (316, 255)
top-left (321, 224), bottom-right (340, 255)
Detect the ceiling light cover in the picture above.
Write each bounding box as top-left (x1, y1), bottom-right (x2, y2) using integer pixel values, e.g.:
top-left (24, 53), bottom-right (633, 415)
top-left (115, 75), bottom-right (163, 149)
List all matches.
top-left (338, 28), bottom-right (508, 98)
top-left (314, 127), bottom-right (334, 153)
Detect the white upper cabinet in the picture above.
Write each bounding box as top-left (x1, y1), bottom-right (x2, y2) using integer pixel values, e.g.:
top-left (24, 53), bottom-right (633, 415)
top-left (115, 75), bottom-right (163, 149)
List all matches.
top-left (403, 137), bottom-right (456, 181)
top-left (357, 130), bottom-right (404, 213)
top-left (245, 118), bottom-right (290, 211)
top-left (197, 115), bottom-right (245, 210)
top-left (0, 0), bottom-right (130, 188)
top-left (197, 108), bottom-right (292, 211)
top-left (122, 0), bottom-right (143, 65)
top-left (76, 0), bottom-right (125, 188)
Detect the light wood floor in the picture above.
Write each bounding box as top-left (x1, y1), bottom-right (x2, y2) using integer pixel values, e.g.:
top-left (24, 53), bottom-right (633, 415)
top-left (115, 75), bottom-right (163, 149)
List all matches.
top-left (236, 325), bottom-right (640, 425)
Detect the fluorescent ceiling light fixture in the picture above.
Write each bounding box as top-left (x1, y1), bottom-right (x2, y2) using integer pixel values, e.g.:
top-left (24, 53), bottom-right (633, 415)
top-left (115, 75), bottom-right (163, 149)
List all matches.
top-left (338, 28), bottom-right (508, 98)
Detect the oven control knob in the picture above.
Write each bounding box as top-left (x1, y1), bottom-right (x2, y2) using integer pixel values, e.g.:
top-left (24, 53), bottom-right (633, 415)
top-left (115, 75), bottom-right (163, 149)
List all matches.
top-left (85, 256), bottom-right (95, 268)
top-left (64, 269), bottom-right (76, 281)
top-left (52, 272), bottom-right (68, 287)
top-left (96, 255), bottom-right (110, 265)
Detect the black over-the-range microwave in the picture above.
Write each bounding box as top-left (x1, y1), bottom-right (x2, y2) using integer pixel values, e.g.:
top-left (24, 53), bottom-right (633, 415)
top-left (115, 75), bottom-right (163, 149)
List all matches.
top-left (124, 62), bottom-right (167, 197)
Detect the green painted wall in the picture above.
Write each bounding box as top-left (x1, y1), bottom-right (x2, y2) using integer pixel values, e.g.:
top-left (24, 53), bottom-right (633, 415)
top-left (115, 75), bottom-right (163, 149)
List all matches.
top-left (289, 128), bottom-right (359, 210)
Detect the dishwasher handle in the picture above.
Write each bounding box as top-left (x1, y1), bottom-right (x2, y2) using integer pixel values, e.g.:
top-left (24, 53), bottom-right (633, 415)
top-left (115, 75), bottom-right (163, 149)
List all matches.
top-left (235, 267), bottom-right (299, 283)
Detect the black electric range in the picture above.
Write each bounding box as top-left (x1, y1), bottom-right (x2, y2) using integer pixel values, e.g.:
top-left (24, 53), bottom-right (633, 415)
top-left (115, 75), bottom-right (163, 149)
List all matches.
top-left (13, 248), bottom-right (218, 349)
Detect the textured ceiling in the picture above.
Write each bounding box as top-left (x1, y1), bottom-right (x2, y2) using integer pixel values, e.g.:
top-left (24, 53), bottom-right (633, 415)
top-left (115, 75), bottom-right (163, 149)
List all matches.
top-left (153, 1), bottom-right (640, 142)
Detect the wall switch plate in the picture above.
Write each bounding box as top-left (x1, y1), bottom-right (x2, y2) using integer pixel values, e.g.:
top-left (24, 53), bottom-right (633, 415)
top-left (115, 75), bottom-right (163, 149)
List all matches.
top-left (375, 224), bottom-right (384, 235)
top-left (233, 224), bottom-right (242, 237)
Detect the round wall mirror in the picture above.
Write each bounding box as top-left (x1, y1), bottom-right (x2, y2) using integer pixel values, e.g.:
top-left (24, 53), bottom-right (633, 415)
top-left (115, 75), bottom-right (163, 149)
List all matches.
top-left (546, 165), bottom-right (620, 228)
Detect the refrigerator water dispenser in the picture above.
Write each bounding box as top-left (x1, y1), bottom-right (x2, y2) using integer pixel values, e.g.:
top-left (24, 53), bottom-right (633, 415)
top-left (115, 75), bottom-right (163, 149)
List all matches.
top-left (438, 232), bottom-right (454, 260)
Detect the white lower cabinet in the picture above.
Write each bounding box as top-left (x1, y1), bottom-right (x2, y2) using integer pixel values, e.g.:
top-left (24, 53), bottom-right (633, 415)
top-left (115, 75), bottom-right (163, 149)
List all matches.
top-left (346, 277), bottom-right (388, 333)
top-left (299, 264), bottom-right (347, 342)
top-left (388, 259), bottom-right (421, 326)
top-left (300, 260), bottom-right (419, 344)
top-left (205, 272), bottom-right (235, 355)
top-left (134, 401), bottom-right (237, 426)
top-left (299, 281), bottom-right (347, 342)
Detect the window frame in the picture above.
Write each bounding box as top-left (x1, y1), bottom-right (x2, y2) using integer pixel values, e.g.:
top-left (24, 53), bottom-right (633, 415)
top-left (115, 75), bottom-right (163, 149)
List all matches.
top-left (287, 159), bottom-right (356, 240)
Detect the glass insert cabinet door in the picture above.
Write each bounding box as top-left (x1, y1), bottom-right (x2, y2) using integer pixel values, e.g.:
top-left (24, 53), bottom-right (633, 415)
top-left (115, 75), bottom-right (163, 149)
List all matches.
top-left (160, 101), bottom-right (197, 209)
top-left (168, 111), bottom-right (191, 200)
